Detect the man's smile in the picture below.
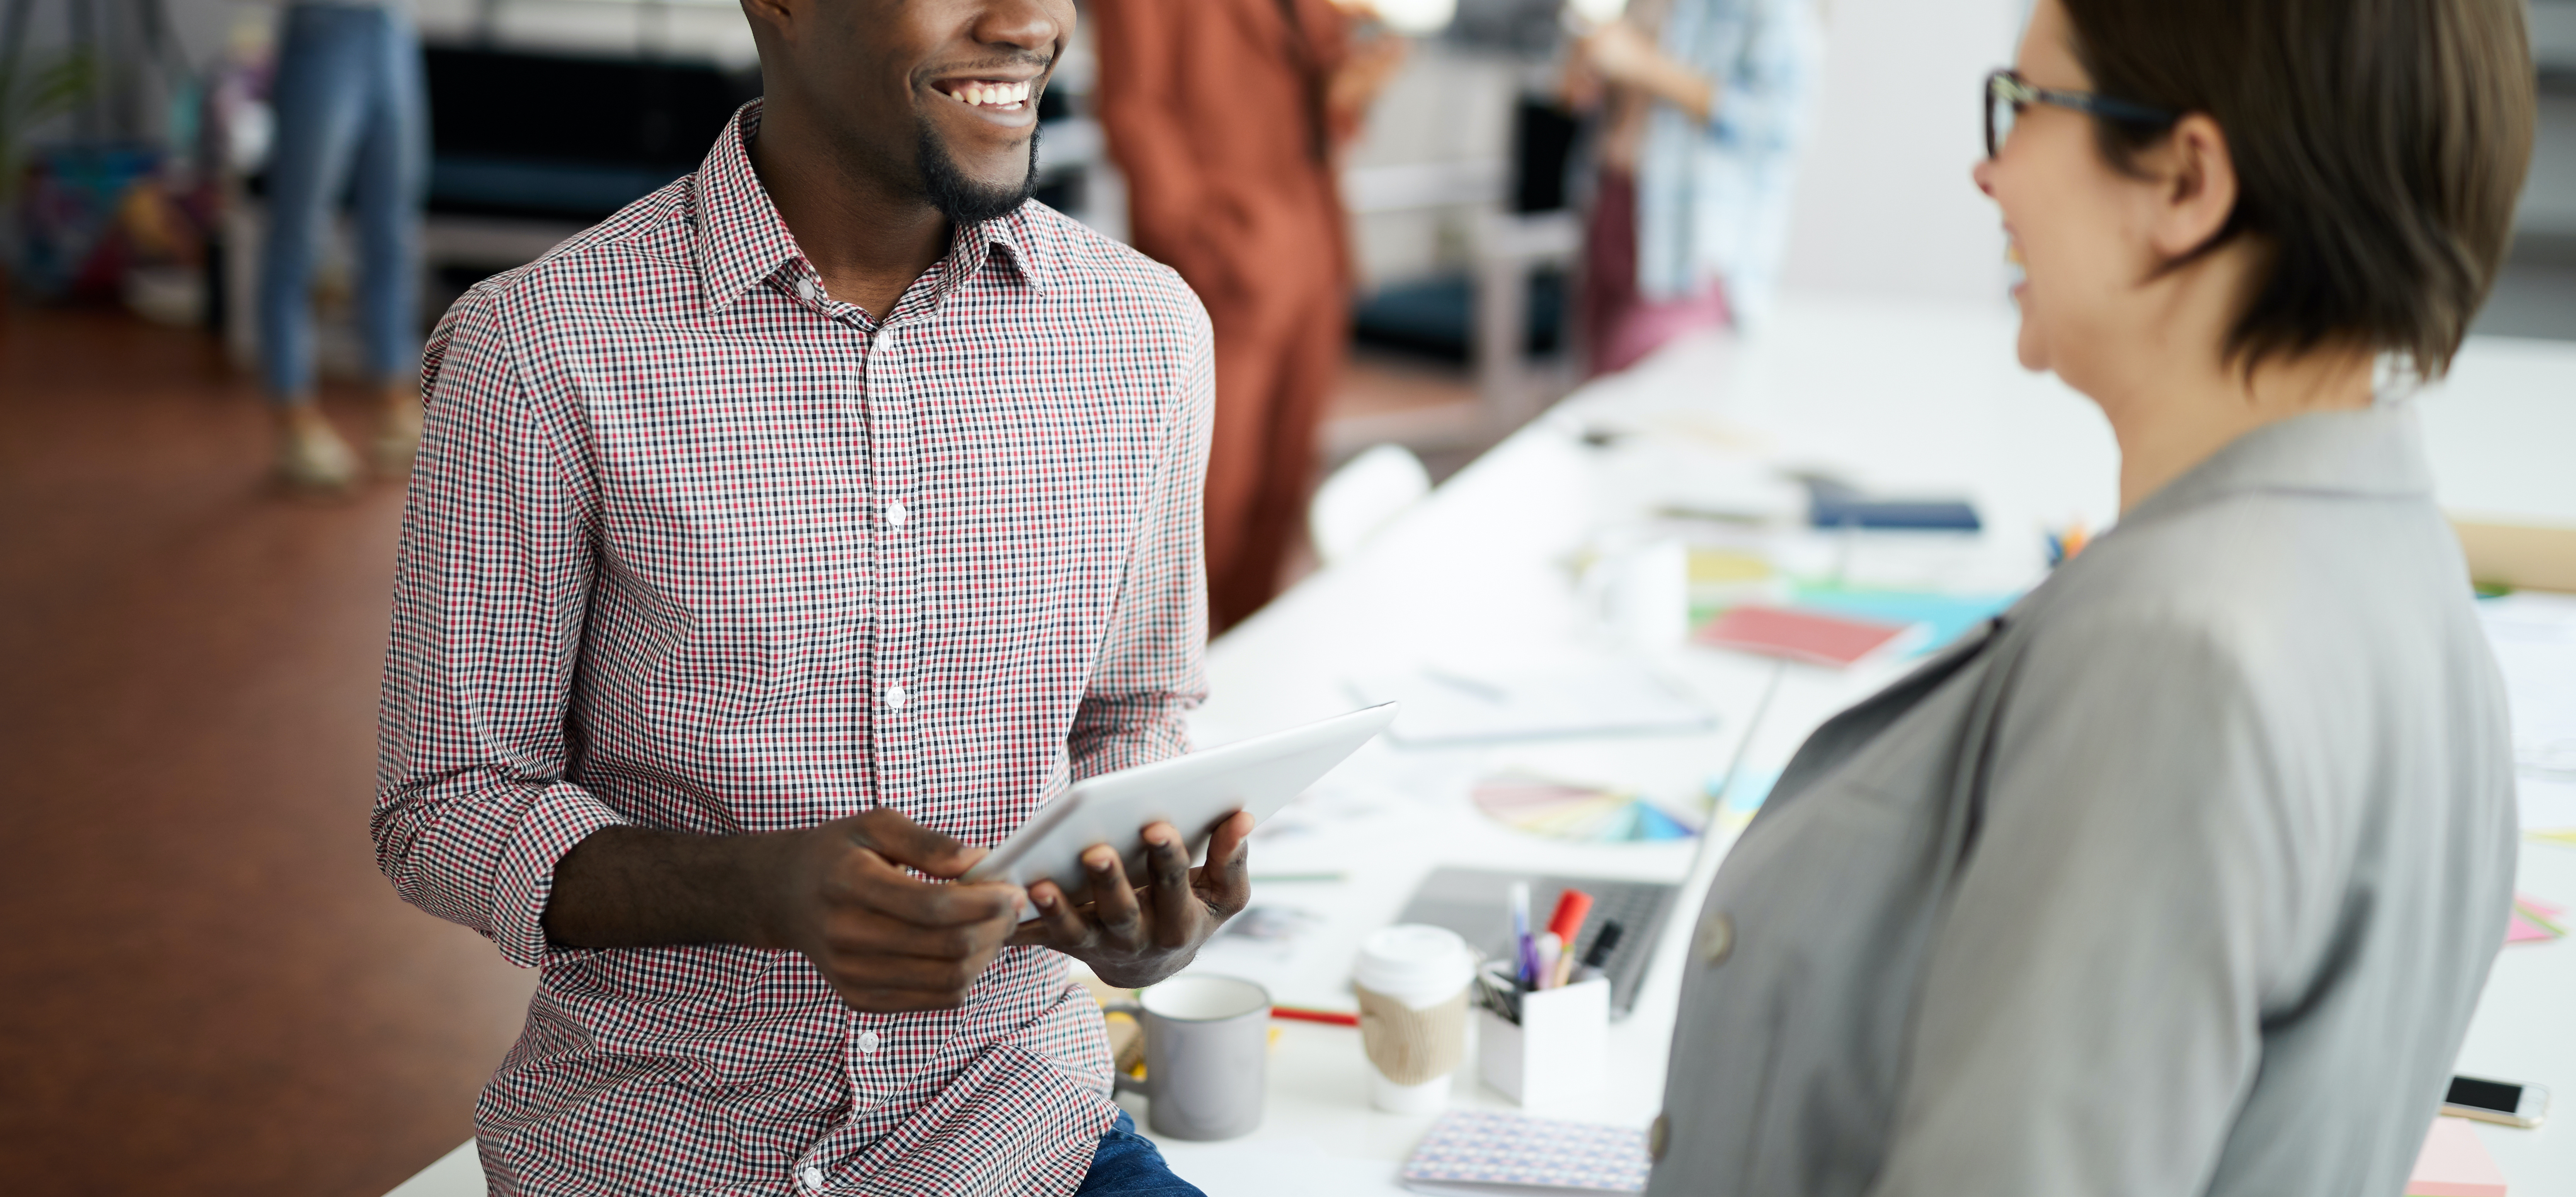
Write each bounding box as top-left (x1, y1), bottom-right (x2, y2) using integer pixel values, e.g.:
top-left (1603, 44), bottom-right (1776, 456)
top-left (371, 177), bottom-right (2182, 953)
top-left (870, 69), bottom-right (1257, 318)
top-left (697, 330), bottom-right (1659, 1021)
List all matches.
top-left (936, 78), bottom-right (1033, 111)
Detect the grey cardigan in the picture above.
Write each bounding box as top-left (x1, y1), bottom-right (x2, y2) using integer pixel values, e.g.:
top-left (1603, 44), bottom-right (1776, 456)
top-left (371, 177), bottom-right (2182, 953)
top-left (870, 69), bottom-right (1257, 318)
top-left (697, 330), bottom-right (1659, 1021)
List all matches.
top-left (1648, 403), bottom-right (2517, 1196)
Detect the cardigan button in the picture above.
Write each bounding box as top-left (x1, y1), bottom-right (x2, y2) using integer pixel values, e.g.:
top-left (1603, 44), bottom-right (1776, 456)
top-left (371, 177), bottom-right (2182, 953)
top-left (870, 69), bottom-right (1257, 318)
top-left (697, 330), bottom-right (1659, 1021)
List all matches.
top-left (1649, 1112), bottom-right (1670, 1161)
top-left (1697, 912), bottom-right (1735, 966)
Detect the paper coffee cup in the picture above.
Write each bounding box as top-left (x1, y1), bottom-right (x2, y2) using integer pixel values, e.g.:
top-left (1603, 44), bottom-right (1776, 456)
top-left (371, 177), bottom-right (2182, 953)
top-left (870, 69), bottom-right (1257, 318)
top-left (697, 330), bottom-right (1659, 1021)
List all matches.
top-left (1352, 924), bottom-right (1475, 1113)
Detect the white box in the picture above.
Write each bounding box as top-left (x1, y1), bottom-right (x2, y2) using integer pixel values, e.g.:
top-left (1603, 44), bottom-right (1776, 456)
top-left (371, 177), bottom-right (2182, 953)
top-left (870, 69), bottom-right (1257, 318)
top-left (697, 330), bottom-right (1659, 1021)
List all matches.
top-left (1476, 970), bottom-right (1609, 1118)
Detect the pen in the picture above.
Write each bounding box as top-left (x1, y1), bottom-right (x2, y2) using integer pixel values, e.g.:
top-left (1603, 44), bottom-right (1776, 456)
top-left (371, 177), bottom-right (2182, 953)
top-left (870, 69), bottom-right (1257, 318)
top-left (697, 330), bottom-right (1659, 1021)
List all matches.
top-left (1534, 932), bottom-right (1563, 991)
top-left (1270, 1006), bottom-right (1360, 1027)
top-left (1580, 920), bottom-right (1625, 973)
top-left (1510, 881), bottom-right (1535, 989)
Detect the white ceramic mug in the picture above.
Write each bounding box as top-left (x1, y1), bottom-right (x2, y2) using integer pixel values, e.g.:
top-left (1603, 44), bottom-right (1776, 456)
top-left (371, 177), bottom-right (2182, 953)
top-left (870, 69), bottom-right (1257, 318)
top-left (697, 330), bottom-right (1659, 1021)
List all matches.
top-left (1103, 974), bottom-right (1271, 1141)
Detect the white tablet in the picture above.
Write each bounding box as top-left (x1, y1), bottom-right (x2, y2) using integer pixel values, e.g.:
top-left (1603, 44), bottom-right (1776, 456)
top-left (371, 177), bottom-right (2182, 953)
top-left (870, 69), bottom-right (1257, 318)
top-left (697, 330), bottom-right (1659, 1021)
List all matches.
top-left (964, 703), bottom-right (1398, 919)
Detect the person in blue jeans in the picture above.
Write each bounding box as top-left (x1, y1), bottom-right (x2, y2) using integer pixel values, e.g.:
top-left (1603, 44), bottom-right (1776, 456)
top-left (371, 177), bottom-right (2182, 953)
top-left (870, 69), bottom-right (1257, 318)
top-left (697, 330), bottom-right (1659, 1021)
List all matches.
top-left (257, 1), bottom-right (427, 493)
top-left (1078, 1112), bottom-right (1205, 1197)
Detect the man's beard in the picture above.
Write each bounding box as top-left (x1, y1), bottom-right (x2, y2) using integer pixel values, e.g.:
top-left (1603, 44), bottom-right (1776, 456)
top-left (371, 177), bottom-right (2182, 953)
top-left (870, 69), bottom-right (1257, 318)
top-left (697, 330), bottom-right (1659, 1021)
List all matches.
top-left (917, 117), bottom-right (1040, 227)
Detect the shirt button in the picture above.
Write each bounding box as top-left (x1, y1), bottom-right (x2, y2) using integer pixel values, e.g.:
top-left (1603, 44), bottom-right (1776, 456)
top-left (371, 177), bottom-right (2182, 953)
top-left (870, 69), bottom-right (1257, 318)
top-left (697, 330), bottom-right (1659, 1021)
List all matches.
top-left (799, 1165), bottom-right (826, 1191)
top-left (884, 500), bottom-right (907, 529)
top-left (795, 279), bottom-right (817, 303)
top-left (883, 684), bottom-right (907, 711)
top-left (858, 1030), bottom-right (882, 1054)
top-left (1698, 911), bottom-right (1735, 967)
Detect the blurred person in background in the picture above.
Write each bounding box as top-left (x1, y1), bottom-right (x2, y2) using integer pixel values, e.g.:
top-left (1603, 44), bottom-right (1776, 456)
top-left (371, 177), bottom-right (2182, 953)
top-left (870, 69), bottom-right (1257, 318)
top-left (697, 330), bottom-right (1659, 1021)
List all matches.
top-left (1645, 0), bottom-right (2531, 1192)
top-left (1090, 0), bottom-right (1406, 631)
top-left (257, 0), bottom-right (427, 494)
top-left (1564, 0), bottom-right (1821, 376)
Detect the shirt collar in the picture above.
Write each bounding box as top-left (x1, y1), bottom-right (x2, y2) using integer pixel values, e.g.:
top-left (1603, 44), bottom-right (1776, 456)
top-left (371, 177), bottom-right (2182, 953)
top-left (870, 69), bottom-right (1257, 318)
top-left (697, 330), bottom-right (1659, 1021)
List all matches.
top-left (691, 100), bottom-right (1059, 317)
top-left (2121, 400), bottom-right (2436, 530)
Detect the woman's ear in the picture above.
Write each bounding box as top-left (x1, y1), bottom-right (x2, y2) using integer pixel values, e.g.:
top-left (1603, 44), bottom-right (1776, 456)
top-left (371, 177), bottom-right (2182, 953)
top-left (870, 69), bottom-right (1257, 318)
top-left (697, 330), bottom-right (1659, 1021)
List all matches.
top-left (2142, 113), bottom-right (2239, 259)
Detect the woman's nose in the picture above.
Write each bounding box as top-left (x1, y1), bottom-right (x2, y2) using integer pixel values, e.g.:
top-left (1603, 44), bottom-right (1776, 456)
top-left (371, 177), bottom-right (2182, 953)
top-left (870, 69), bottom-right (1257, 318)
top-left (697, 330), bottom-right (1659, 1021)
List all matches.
top-left (1971, 157), bottom-right (1997, 199)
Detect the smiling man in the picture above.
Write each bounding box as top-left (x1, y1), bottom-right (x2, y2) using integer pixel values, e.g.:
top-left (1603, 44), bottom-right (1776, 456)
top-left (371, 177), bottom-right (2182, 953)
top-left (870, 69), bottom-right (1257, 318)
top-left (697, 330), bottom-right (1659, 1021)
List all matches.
top-left (373, 2), bottom-right (1240, 1195)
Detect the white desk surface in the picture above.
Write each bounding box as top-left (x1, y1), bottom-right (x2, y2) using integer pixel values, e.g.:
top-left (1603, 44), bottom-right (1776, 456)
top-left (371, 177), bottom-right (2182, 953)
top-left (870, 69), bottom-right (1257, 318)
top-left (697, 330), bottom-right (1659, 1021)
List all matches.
top-left (385, 298), bottom-right (2576, 1196)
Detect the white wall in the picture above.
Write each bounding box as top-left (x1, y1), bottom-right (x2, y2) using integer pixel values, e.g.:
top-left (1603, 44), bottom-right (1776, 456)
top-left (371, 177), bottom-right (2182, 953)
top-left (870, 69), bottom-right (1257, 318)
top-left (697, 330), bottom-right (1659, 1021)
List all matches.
top-left (1774, 0), bottom-right (2025, 310)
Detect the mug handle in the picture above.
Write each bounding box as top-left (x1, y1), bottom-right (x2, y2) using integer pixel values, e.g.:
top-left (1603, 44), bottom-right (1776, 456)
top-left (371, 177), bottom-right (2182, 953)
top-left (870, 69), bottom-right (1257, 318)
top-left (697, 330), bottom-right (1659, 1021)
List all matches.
top-left (1102, 1000), bottom-right (1151, 1097)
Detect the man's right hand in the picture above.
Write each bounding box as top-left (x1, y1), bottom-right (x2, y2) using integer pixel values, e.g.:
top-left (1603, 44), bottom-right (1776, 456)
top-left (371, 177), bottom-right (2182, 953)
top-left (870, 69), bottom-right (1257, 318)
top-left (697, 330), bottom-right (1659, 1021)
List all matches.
top-left (755, 809), bottom-right (1027, 1012)
top-left (544, 809), bottom-right (1027, 1013)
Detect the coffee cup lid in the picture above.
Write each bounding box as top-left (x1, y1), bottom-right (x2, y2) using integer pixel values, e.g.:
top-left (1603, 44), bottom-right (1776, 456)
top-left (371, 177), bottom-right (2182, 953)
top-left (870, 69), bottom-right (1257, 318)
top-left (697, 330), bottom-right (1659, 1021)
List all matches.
top-left (1353, 924), bottom-right (1474, 1000)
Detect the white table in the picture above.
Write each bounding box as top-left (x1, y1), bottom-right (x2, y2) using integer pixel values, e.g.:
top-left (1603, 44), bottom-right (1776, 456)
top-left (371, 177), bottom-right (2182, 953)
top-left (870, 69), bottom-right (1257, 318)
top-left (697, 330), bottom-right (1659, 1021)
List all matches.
top-left (384, 298), bottom-right (2576, 1195)
top-left (1159, 298), bottom-right (2576, 1195)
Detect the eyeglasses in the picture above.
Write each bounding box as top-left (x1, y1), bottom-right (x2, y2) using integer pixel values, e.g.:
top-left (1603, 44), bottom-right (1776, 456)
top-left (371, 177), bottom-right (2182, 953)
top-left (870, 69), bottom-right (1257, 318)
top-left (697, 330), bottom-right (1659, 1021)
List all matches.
top-left (1985, 68), bottom-right (2178, 160)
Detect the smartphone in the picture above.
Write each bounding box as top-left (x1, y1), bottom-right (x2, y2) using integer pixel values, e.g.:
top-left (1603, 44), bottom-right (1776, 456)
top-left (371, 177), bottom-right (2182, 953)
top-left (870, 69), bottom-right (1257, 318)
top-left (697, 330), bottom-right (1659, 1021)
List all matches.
top-left (2443, 1075), bottom-right (2550, 1129)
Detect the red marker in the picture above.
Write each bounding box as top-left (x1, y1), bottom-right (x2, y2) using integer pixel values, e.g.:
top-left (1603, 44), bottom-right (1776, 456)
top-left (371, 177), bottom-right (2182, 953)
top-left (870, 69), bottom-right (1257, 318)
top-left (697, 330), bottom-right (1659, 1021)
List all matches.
top-left (1546, 889), bottom-right (1595, 944)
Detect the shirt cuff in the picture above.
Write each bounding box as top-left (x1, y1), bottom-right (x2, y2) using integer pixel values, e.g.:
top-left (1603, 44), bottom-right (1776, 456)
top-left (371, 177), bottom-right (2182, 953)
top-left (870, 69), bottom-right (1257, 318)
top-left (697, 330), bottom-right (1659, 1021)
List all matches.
top-left (489, 780), bottom-right (631, 969)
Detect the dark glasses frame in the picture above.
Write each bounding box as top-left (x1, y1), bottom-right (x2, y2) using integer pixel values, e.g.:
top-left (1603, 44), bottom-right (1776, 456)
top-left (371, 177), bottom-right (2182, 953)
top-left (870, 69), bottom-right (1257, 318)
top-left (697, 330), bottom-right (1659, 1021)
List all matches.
top-left (1985, 68), bottom-right (2178, 159)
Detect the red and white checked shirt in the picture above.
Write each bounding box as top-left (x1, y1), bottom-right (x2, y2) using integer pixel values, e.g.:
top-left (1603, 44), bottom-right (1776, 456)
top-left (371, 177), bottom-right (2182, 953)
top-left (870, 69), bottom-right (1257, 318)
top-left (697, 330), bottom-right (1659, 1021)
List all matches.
top-left (375, 103), bottom-right (1212, 1197)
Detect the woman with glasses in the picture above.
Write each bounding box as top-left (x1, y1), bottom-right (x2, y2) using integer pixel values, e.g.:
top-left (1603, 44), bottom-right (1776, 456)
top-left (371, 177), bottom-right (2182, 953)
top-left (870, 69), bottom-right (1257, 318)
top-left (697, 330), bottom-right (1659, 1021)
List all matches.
top-left (1644, 1), bottom-right (2533, 1194)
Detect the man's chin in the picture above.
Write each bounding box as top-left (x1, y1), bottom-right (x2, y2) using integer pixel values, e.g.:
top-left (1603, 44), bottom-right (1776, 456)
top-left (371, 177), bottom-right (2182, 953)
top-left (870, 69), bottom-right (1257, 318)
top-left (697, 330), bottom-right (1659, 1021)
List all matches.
top-left (918, 120), bottom-right (1041, 226)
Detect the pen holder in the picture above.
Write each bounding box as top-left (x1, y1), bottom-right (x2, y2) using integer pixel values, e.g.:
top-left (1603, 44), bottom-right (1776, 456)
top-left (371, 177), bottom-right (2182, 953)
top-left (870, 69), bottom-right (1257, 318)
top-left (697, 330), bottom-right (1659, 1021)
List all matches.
top-left (1474, 961), bottom-right (1609, 1119)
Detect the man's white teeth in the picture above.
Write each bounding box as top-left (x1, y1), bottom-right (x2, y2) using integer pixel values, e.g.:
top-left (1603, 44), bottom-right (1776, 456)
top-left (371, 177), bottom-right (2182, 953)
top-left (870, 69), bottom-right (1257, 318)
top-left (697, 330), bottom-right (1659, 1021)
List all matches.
top-left (950, 81), bottom-right (1032, 109)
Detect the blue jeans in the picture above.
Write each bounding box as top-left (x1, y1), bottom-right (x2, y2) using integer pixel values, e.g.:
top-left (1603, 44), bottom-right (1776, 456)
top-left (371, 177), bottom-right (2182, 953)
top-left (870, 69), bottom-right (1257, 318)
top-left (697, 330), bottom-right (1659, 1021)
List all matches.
top-left (257, 2), bottom-right (427, 400)
top-left (1078, 1111), bottom-right (1205, 1197)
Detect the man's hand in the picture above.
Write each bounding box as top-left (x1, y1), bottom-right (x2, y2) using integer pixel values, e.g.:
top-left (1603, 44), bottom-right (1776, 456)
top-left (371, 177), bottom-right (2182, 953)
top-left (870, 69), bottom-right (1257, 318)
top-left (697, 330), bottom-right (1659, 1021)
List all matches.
top-left (544, 809), bottom-right (1027, 1013)
top-left (756, 809), bottom-right (1028, 1012)
top-left (1006, 811), bottom-right (1253, 989)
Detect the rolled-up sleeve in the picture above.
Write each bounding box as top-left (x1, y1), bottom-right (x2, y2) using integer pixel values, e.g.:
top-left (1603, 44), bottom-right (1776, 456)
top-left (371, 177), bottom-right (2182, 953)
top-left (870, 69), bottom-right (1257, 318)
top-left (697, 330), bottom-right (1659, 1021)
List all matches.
top-left (1869, 610), bottom-right (2300, 1195)
top-left (1066, 294), bottom-right (1212, 782)
top-left (373, 286), bottom-right (627, 968)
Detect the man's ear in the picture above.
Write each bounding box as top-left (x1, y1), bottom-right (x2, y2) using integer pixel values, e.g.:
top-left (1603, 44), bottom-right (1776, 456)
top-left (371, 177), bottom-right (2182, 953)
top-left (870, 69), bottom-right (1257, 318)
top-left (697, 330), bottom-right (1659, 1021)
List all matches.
top-left (2144, 112), bottom-right (2239, 259)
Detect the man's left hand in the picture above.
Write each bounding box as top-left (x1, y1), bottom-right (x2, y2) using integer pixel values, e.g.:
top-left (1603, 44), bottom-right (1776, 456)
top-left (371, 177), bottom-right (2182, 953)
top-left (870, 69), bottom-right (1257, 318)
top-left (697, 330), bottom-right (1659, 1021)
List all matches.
top-left (1006, 811), bottom-right (1253, 989)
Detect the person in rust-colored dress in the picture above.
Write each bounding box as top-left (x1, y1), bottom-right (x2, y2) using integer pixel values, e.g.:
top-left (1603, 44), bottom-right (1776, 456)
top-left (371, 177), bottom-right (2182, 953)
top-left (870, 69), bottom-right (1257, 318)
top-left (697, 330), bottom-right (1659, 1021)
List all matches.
top-left (1090, 0), bottom-right (1404, 631)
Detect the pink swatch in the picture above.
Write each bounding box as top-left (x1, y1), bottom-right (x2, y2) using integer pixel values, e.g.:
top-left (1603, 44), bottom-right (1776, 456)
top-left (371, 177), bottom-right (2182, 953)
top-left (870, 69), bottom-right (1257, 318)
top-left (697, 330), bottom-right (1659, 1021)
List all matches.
top-left (2407, 1117), bottom-right (2507, 1197)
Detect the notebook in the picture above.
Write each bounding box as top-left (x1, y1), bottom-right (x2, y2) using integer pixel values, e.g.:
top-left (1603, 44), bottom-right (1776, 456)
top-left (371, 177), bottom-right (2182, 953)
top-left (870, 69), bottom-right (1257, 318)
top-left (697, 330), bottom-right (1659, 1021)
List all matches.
top-left (1694, 604), bottom-right (1917, 668)
top-left (1400, 1110), bottom-right (1651, 1196)
top-left (2407, 1117), bottom-right (2508, 1197)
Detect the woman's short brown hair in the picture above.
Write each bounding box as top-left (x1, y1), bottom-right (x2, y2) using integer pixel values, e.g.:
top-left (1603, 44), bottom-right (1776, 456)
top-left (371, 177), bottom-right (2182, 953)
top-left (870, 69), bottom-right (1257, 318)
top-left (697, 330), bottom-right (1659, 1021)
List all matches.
top-left (2059, 0), bottom-right (2535, 379)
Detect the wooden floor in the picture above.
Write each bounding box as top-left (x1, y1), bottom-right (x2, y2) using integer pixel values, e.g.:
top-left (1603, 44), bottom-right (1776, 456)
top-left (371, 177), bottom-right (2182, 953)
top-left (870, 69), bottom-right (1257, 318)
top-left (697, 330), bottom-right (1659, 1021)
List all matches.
top-left (0, 307), bottom-right (535, 1197)
top-left (0, 305), bottom-right (1485, 1196)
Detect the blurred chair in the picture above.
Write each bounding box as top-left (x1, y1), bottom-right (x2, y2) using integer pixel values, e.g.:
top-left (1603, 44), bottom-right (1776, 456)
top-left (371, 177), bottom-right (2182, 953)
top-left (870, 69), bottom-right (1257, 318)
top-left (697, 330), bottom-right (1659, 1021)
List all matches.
top-left (1309, 443), bottom-right (1433, 568)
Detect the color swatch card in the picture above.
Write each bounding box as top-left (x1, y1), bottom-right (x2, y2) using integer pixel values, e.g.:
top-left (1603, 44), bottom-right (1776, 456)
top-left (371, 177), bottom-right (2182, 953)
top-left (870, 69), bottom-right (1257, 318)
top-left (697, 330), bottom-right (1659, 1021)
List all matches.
top-left (1401, 1110), bottom-right (1651, 1195)
top-left (2407, 1117), bottom-right (2508, 1197)
top-left (1473, 772), bottom-right (1698, 843)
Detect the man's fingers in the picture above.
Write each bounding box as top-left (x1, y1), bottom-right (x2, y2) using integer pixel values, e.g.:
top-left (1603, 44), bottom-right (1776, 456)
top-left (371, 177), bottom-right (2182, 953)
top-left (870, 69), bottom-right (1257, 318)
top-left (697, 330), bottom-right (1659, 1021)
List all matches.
top-left (1141, 823), bottom-right (1192, 894)
top-left (1139, 823), bottom-right (1201, 947)
top-left (822, 908), bottom-right (1007, 962)
top-left (841, 808), bottom-right (989, 879)
top-left (1006, 879), bottom-right (1095, 949)
top-left (1083, 846), bottom-right (1146, 945)
top-left (822, 844), bottom-right (1021, 928)
top-left (1193, 810), bottom-right (1254, 918)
